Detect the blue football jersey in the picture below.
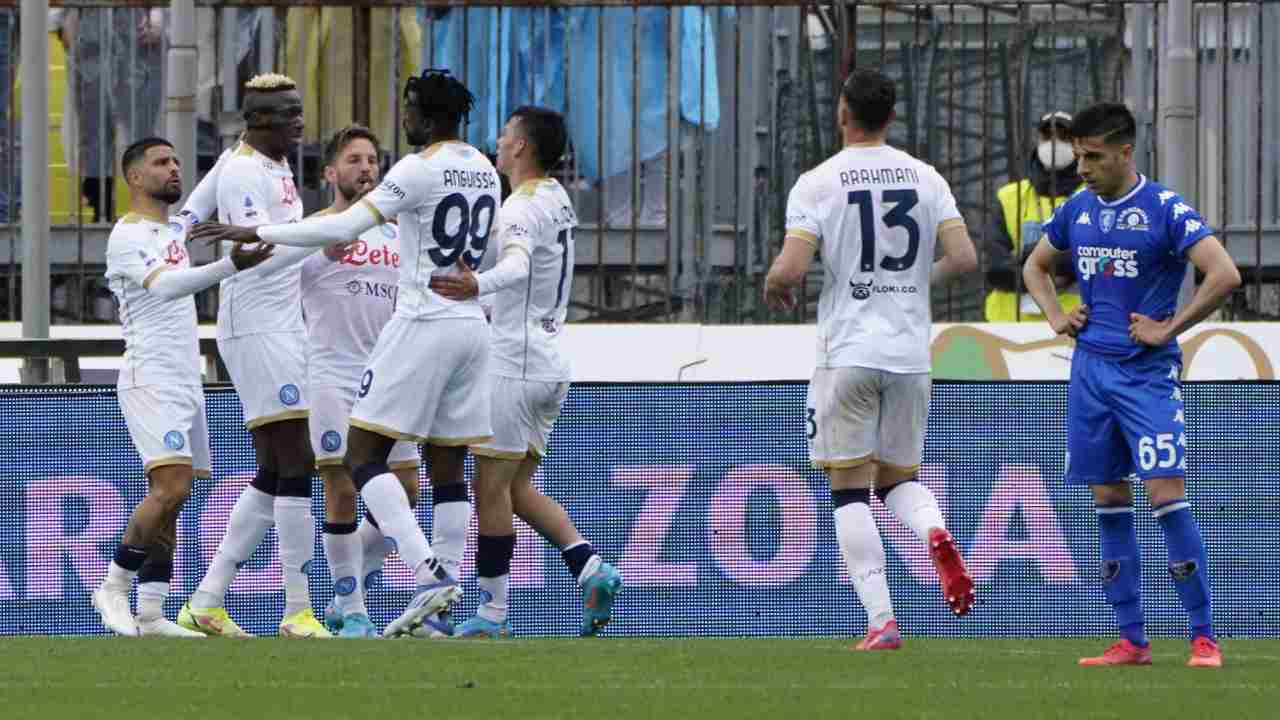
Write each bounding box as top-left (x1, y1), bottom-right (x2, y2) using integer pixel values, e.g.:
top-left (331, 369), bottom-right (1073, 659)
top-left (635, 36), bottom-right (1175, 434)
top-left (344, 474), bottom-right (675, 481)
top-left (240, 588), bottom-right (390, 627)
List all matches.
top-left (1042, 175), bottom-right (1214, 360)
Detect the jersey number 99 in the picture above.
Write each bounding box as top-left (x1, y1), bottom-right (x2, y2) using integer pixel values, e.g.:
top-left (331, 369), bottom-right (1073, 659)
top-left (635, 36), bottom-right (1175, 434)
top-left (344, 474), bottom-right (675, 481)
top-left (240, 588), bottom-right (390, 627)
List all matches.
top-left (429, 192), bottom-right (497, 270)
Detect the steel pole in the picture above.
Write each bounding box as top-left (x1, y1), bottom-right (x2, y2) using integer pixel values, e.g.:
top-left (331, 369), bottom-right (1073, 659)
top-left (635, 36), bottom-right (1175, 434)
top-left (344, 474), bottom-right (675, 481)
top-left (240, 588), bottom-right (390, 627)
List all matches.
top-left (20, 0), bottom-right (50, 382)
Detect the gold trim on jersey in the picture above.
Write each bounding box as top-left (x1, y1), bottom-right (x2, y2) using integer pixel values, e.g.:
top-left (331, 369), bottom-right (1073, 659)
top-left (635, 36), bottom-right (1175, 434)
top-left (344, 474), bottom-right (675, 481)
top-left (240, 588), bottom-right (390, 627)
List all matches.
top-left (785, 229), bottom-right (819, 249)
top-left (512, 177), bottom-right (550, 198)
top-left (318, 456), bottom-right (420, 471)
top-left (359, 198), bottom-right (386, 225)
top-left (144, 456), bottom-right (193, 473)
top-left (845, 141), bottom-right (887, 148)
top-left (812, 454), bottom-right (874, 470)
top-left (310, 207), bottom-right (337, 218)
top-left (349, 417), bottom-right (427, 444)
top-left (419, 139), bottom-right (465, 161)
top-left (245, 409), bottom-right (310, 430)
top-left (469, 446), bottom-right (527, 461)
top-left (237, 143), bottom-right (256, 157)
top-left (316, 457), bottom-right (345, 468)
top-left (937, 218), bottom-right (965, 233)
top-left (428, 434), bottom-right (494, 447)
top-left (142, 265), bottom-right (172, 289)
top-left (120, 211), bottom-right (168, 224)
top-left (389, 460), bottom-right (422, 471)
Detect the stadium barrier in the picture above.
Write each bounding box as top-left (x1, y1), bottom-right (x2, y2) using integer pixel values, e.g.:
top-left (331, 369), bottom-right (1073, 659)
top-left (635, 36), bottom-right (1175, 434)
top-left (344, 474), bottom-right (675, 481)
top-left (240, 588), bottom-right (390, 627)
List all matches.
top-left (2, 380), bottom-right (1276, 638)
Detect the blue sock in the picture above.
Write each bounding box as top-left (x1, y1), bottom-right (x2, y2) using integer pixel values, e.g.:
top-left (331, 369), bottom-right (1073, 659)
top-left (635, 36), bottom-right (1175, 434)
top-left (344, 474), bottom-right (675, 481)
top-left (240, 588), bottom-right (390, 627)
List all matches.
top-left (1097, 504), bottom-right (1147, 647)
top-left (1154, 500), bottom-right (1214, 641)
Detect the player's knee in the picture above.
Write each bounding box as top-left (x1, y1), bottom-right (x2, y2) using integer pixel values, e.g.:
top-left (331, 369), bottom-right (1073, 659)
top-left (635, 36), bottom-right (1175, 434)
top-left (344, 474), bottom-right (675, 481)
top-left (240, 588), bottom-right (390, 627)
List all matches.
top-left (151, 482), bottom-right (192, 515)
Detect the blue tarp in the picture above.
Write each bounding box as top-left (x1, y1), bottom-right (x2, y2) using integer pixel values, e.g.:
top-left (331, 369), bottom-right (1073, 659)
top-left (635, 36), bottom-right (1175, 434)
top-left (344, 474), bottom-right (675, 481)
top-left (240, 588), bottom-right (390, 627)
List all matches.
top-left (426, 7), bottom-right (721, 181)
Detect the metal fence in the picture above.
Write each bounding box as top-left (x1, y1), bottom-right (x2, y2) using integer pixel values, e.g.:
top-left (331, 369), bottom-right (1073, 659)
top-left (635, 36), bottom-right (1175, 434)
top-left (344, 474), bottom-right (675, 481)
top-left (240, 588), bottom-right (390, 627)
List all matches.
top-left (1, 1), bottom-right (1277, 326)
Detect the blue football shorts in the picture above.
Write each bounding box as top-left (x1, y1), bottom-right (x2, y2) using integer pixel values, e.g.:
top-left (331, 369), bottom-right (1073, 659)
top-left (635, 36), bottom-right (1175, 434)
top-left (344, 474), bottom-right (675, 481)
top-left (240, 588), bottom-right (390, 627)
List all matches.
top-left (1064, 346), bottom-right (1187, 485)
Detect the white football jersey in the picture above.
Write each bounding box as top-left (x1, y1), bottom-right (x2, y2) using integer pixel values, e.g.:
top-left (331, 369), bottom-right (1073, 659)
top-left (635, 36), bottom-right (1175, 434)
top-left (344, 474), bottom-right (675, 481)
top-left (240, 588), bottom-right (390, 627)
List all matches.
top-left (300, 214), bottom-right (403, 388)
top-left (360, 141), bottom-right (501, 322)
top-left (215, 143), bottom-right (305, 339)
top-left (105, 213), bottom-right (202, 389)
top-left (785, 143), bottom-right (963, 373)
top-left (488, 178), bottom-right (577, 382)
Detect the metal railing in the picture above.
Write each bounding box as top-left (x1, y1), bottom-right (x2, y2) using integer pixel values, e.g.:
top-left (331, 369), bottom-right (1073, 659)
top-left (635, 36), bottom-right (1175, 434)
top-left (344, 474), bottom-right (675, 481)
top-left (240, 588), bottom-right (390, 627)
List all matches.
top-left (0, 0), bottom-right (1276, 330)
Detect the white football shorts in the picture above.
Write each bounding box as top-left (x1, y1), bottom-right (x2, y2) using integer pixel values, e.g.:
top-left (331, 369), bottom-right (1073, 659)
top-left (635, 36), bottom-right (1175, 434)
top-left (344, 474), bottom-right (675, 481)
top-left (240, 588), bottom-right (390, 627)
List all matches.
top-left (218, 331), bottom-right (310, 429)
top-left (349, 316), bottom-right (492, 445)
top-left (807, 366), bottom-right (930, 472)
top-left (118, 383), bottom-right (212, 477)
top-left (471, 376), bottom-right (569, 460)
top-left (309, 383), bottom-right (420, 470)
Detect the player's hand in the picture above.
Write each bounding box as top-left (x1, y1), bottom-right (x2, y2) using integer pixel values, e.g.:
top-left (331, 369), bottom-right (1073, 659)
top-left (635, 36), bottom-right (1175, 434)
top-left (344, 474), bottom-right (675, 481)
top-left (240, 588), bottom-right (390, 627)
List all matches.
top-left (229, 241), bottom-right (275, 270)
top-left (1129, 312), bottom-right (1173, 346)
top-left (763, 280), bottom-right (797, 312)
top-left (191, 222), bottom-right (261, 248)
top-left (323, 241), bottom-right (354, 262)
top-left (428, 258), bottom-right (480, 300)
top-left (1050, 304), bottom-right (1088, 337)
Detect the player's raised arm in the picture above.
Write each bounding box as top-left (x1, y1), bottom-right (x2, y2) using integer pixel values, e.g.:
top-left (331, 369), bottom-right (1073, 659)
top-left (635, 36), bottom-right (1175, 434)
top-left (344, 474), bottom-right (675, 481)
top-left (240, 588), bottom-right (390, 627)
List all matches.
top-left (1129, 235), bottom-right (1240, 346)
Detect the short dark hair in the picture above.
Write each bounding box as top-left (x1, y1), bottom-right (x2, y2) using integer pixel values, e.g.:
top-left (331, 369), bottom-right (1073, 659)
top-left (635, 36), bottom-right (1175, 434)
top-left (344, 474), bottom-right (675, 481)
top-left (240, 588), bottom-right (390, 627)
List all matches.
top-left (840, 69), bottom-right (897, 134)
top-left (509, 106), bottom-right (568, 171)
top-left (1070, 102), bottom-right (1136, 146)
top-left (121, 137), bottom-right (174, 174)
top-left (406, 68), bottom-right (476, 131)
top-left (324, 125), bottom-right (381, 166)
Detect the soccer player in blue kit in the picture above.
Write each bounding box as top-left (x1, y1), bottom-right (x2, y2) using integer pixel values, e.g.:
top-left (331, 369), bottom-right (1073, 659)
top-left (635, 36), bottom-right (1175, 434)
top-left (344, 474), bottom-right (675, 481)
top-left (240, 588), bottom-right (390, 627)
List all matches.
top-left (1023, 103), bottom-right (1240, 668)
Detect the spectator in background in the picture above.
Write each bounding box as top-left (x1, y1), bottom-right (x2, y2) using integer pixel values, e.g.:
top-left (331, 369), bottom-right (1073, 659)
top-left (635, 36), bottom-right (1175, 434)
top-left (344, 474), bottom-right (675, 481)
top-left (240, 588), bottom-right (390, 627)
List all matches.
top-left (984, 111), bottom-right (1083, 322)
top-left (58, 8), bottom-right (165, 222)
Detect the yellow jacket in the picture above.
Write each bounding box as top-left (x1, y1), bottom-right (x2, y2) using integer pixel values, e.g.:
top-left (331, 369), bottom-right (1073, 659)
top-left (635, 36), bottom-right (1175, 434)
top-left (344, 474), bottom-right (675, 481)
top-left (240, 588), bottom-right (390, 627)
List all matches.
top-left (984, 177), bottom-right (1082, 322)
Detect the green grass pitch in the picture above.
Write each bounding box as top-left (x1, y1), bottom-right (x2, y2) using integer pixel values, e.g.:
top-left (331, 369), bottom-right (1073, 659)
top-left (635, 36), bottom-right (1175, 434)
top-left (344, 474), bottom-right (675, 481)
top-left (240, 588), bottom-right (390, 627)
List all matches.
top-left (1, 638), bottom-right (1276, 720)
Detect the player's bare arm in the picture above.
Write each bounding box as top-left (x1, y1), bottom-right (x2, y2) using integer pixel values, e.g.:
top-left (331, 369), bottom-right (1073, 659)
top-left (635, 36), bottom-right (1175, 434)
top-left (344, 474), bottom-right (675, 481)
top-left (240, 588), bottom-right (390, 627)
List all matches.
top-left (764, 235), bottom-right (817, 311)
top-left (1023, 237), bottom-right (1088, 336)
top-left (1129, 235), bottom-right (1240, 346)
top-left (930, 221), bottom-right (978, 285)
top-left (190, 202), bottom-right (379, 249)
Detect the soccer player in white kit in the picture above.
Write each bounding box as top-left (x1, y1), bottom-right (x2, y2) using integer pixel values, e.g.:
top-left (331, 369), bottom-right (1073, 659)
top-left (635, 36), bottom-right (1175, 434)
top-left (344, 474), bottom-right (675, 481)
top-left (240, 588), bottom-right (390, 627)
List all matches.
top-left (94, 138), bottom-right (273, 637)
top-left (430, 107), bottom-right (623, 638)
top-left (765, 69), bottom-right (979, 650)
top-left (194, 70), bottom-right (498, 637)
top-left (299, 125), bottom-right (423, 638)
top-left (177, 74), bottom-right (331, 638)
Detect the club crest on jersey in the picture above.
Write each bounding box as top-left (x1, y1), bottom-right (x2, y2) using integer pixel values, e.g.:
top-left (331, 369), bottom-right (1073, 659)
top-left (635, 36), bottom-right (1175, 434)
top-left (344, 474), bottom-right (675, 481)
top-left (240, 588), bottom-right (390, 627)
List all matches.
top-left (1115, 207), bottom-right (1150, 232)
top-left (279, 383), bottom-right (301, 406)
top-left (541, 317), bottom-right (559, 334)
top-left (321, 430), bottom-right (343, 453)
top-left (380, 224), bottom-right (397, 239)
top-left (1099, 208), bottom-right (1116, 233)
top-left (163, 430), bottom-right (185, 451)
top-left (243, 195), bottom-right (257, 219)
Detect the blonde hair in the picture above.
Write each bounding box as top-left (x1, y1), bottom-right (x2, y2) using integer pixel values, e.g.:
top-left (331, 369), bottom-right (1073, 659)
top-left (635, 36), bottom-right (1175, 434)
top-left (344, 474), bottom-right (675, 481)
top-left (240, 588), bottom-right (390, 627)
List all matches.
top-left (244, 73), bottom-right (298, 92)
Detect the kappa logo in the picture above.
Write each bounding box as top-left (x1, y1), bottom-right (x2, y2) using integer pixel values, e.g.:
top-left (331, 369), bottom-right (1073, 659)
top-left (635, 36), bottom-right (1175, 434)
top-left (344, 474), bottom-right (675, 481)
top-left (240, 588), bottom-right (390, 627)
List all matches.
top-left (1076, 211), bottom-right (1091, 225)
top-left (1185, 219), bottom-right (1203, 237)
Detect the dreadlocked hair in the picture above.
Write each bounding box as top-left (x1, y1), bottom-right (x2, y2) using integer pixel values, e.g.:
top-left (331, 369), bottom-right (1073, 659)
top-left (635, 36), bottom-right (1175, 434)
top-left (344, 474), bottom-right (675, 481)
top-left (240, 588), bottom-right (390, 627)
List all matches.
top-left (408, 69), bottom-right (476, 130)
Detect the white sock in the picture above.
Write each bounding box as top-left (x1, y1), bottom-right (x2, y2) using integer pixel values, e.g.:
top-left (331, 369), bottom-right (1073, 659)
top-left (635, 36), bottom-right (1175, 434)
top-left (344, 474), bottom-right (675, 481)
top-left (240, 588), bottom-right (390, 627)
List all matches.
top-left (360, 473), bottom-right (438, 585)
top-left (323, 525), bottom-right (366, 616)
top-left (275, 496), bottom-right (315, 617)
top-left (834, 501), bottom-right (895, 628)
top-left (432, 498), bottom-right (470, 579)
top-left (192, 485), bottom-right (275, 609)
top-left (476, 574), bottom-right (509, 624)
top-left (881, 481), bottom-right (947, 544)
top-left (136, 581), bottom-right (168, 621)
top-left (355, 518), bottom-right (389, 600)
top-left (105, 561), bottom-right (137, 590)
top-left (576, 555), bottom-right (603, 586)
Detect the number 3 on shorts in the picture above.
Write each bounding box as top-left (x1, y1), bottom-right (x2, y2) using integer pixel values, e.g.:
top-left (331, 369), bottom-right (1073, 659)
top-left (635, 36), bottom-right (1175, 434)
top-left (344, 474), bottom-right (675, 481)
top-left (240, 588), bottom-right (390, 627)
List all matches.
top-left (806, 407), bottom-right (817, 440)
top-left (358, 369), bottom-right (374, 398)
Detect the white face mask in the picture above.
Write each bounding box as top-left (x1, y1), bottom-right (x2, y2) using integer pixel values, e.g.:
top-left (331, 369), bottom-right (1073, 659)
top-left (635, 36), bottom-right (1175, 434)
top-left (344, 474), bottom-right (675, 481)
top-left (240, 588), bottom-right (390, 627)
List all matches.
top-left (1037, 140), bottom-right (1075, 171)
